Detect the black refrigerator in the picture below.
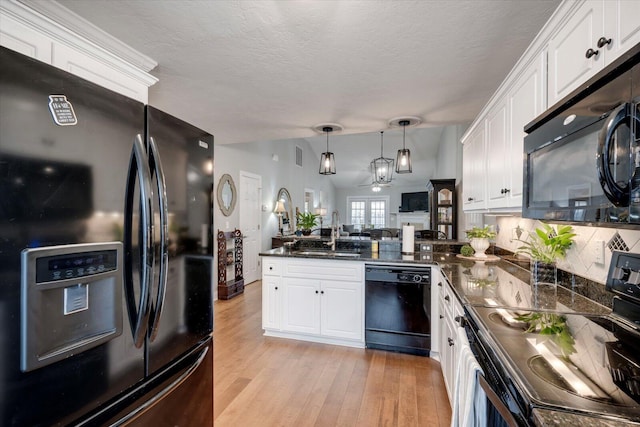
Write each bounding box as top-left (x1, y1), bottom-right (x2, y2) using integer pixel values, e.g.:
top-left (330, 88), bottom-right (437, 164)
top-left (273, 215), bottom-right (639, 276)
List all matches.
top-left (0, 46), bottom-right (214, 426)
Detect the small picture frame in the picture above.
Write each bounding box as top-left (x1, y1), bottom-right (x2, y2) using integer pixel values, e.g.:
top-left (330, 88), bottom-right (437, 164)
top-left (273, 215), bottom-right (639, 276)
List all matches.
top-left (225, 250), bottom-right (234, 265)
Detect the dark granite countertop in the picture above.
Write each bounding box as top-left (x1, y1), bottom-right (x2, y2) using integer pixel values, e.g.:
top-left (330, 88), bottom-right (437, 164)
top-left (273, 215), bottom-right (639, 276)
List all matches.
top-left (532, 407), bottom-right (640, 427)
top-left (259, 248), bottom-right (611, 316)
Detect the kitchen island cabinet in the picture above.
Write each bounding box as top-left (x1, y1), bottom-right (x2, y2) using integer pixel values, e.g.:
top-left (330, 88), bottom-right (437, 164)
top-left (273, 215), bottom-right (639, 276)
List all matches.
top-left (262, 258), bottom-right (282, 330)
top-left (261, 257), bottom-right (364, 347)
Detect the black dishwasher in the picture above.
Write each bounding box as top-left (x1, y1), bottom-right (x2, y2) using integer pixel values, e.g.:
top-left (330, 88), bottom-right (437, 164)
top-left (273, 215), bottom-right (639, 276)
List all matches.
top-left (365, 264), bottom-right (431, 356)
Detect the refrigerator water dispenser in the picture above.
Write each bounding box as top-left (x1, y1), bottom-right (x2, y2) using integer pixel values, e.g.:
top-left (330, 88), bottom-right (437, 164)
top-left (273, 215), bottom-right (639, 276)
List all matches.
top-left (21, 242), bottom-right (123, 372)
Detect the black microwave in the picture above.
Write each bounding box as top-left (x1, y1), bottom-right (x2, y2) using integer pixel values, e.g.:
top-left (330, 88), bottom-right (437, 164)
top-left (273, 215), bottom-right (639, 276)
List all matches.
top-left (523, 46), bottom-right (640, 227)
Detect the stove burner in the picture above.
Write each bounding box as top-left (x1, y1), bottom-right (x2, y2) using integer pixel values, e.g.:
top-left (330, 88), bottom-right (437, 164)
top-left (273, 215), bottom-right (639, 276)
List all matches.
top-left (488, 311), bottom-right (528, 330)
top-left (527, 355), bottom-right (616, 405)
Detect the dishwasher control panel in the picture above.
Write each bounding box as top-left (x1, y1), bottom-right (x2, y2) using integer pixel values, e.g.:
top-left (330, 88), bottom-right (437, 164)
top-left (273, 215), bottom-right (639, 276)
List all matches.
top-left (365, 265), bottom-right (431, 284)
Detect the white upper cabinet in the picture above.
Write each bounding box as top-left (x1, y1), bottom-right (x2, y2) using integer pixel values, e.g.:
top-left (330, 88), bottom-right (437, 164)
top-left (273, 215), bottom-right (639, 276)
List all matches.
top-left (462, 122), bottom-right (486, 210)
top-left (505, 52), bottom-right (546, 208)
top-left (469, 54), bottom-right (544, 212)
top-left (485, 102), bottom-right (508, 209)
top-left (548, 0), bottom-right (640, 106)
top-left (547, 1), bottom-right (605, 105)
top-left (0, 1), bottom-right (157, 103)
top-left (462, 0), bottom-right (637, 213)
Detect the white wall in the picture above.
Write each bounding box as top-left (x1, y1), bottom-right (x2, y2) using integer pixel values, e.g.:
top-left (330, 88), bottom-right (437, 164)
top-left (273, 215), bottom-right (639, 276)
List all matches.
top-left (213, 137), bottom-right (336, 254)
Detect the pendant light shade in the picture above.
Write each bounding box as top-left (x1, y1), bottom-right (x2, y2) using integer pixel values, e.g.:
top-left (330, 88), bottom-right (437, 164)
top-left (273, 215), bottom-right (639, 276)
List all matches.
top-left (319, 126), bottom-right (336, 175)
top-left (395, 119), bottom-right (412, 173)
top-left (371, 131), bottom-right (394, 184)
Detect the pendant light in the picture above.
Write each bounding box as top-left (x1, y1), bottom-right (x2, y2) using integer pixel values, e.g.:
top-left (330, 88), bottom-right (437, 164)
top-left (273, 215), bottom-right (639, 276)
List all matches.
top-left (395, 119), bottom-right (412, 173)
top-left (371, 131), bottom-right (394, 184)
top-left (318, 125), bottom-right (336, 175)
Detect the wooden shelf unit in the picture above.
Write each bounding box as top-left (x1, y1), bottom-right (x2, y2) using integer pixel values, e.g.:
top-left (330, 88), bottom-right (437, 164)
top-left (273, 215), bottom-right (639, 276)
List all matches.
top-left (217, 229), bottom-right (244, 300)
top-left (428, 179), bottom-right (457, 240)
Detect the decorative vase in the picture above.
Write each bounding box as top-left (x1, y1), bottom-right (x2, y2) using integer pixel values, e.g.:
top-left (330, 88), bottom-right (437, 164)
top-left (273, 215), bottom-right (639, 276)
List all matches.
top-left (470, 237), bottom-right (490, 258)
top-left (530, 260), bottom-right (557, 309)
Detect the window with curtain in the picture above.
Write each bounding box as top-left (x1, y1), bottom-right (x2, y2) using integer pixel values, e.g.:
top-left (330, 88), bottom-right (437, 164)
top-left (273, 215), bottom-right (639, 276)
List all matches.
top-left (347, 196), bottom-right (389, 229)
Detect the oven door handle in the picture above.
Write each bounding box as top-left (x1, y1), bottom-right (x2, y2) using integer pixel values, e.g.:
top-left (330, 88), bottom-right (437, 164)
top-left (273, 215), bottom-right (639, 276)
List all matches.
top-left (597, 103), bottom-right (631, 206)
top-left (477, 374), bottom-right (519, 427)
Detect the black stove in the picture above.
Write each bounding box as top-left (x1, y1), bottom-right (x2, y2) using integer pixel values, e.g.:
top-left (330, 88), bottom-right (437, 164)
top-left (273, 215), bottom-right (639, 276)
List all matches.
top-left (464, 251), bottom-right (640, 425)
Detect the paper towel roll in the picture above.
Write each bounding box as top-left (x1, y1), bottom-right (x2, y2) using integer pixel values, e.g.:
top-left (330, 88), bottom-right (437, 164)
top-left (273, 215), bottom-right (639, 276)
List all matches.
top-left (402, 225), bottom-right (415, 254)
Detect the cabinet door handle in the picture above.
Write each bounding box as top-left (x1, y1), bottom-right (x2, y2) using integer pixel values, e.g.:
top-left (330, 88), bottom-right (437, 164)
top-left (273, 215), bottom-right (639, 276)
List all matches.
top-left (439, 315), bottom-right (444, 319)
top-left (438, 282), bottom-right (442, 287)
top-left (320, 290), bottom-right (324, 294)
top-left (448, 338), bottom-right (454, 346)
top-left (275, 286), bottom-right (278, 290)
top-left (315, 290), bottom-right (319, 294)
top-left (269, 266), bottom-right (273, 271)
top-left (585, 48), bottom-right (599, 59)
top-left (444, 295), bottom-right (450, 302)
top-left (597, 37), bottom-right (612, 48)
top-left (467, 197), bottom-right (474, 202)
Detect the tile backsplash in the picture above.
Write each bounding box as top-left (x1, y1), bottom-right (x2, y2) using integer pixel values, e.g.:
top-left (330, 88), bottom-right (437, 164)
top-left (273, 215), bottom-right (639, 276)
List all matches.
top-left (493, 216), bottom-right (640, 285)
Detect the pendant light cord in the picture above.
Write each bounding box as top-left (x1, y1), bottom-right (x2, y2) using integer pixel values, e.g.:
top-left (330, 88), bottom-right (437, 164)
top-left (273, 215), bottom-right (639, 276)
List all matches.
top-left (401, 119), bottom-right (409, 149)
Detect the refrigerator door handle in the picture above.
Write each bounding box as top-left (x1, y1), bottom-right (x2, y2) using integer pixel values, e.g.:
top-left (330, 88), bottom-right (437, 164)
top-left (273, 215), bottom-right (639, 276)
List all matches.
top-left (108, 345), bottom-right (209, 426)
top-left (124, 134), bottom-right (154, 348)
top-left (147, 136), bottom-right (169, 342)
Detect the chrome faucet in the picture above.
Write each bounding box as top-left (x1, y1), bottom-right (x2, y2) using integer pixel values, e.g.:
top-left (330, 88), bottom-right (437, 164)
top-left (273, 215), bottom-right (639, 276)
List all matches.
top-left (325, 210), bottom-right (340, 251)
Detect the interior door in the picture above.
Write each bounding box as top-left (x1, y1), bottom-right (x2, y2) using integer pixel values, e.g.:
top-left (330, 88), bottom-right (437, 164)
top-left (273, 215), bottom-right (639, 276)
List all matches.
top-left (239, 171), bottom-right (262, 284)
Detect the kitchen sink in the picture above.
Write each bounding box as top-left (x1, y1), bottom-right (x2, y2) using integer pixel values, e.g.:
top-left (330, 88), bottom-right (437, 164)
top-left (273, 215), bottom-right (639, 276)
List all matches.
top-left (294, 250), bottom-right (361, 258)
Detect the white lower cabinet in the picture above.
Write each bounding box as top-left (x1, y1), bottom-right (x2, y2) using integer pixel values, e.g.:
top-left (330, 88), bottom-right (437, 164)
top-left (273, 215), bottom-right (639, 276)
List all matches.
top-left (438, 279), bottom-right (464, 403)
top-left (262, 274), bottom-right (282, 331)
top-left (319, 279), bottom-right (363, 340)
top-left (282, 277), bottom-right (321, 335)
top-left (261, 257), bottom-right (364, 347)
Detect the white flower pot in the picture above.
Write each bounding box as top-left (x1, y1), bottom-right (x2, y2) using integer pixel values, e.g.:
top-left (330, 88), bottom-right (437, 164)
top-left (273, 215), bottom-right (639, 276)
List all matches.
top-left (470, 237), bottom-right (490, 258)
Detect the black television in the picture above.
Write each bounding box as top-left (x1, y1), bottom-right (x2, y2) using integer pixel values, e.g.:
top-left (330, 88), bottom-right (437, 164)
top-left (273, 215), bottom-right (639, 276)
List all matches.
top-left (400, 191), bottom-right (429, 212)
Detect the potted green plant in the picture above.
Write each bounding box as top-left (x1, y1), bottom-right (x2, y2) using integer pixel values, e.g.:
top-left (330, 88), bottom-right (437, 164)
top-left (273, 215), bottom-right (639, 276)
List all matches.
top-left (515, 223), bottom-right (576, 288)
top-left (465, 226), bottom-right (496, 258)
top-left (296, 211), bottom-right (318, 236)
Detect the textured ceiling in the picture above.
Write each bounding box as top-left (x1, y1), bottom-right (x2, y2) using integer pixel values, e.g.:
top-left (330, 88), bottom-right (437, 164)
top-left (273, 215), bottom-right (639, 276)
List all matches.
top-left (54, 0), bottom-right (560, 187)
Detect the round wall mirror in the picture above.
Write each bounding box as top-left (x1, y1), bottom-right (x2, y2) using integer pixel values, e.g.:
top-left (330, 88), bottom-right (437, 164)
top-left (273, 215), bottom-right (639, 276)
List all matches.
top-left (276, 187), bottom-right (294, 233)
top-left (217, 174), bottom-right (236, 216)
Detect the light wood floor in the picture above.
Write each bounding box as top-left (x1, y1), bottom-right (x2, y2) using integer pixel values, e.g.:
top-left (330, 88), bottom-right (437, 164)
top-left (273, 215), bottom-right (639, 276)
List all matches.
top-left (213, 281), bottom-right (451, 427)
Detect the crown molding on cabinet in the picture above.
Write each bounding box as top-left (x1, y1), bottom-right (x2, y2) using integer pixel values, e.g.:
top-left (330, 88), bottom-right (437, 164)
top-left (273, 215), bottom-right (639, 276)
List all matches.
top-left (1, 0), bottom-right (158, 87)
